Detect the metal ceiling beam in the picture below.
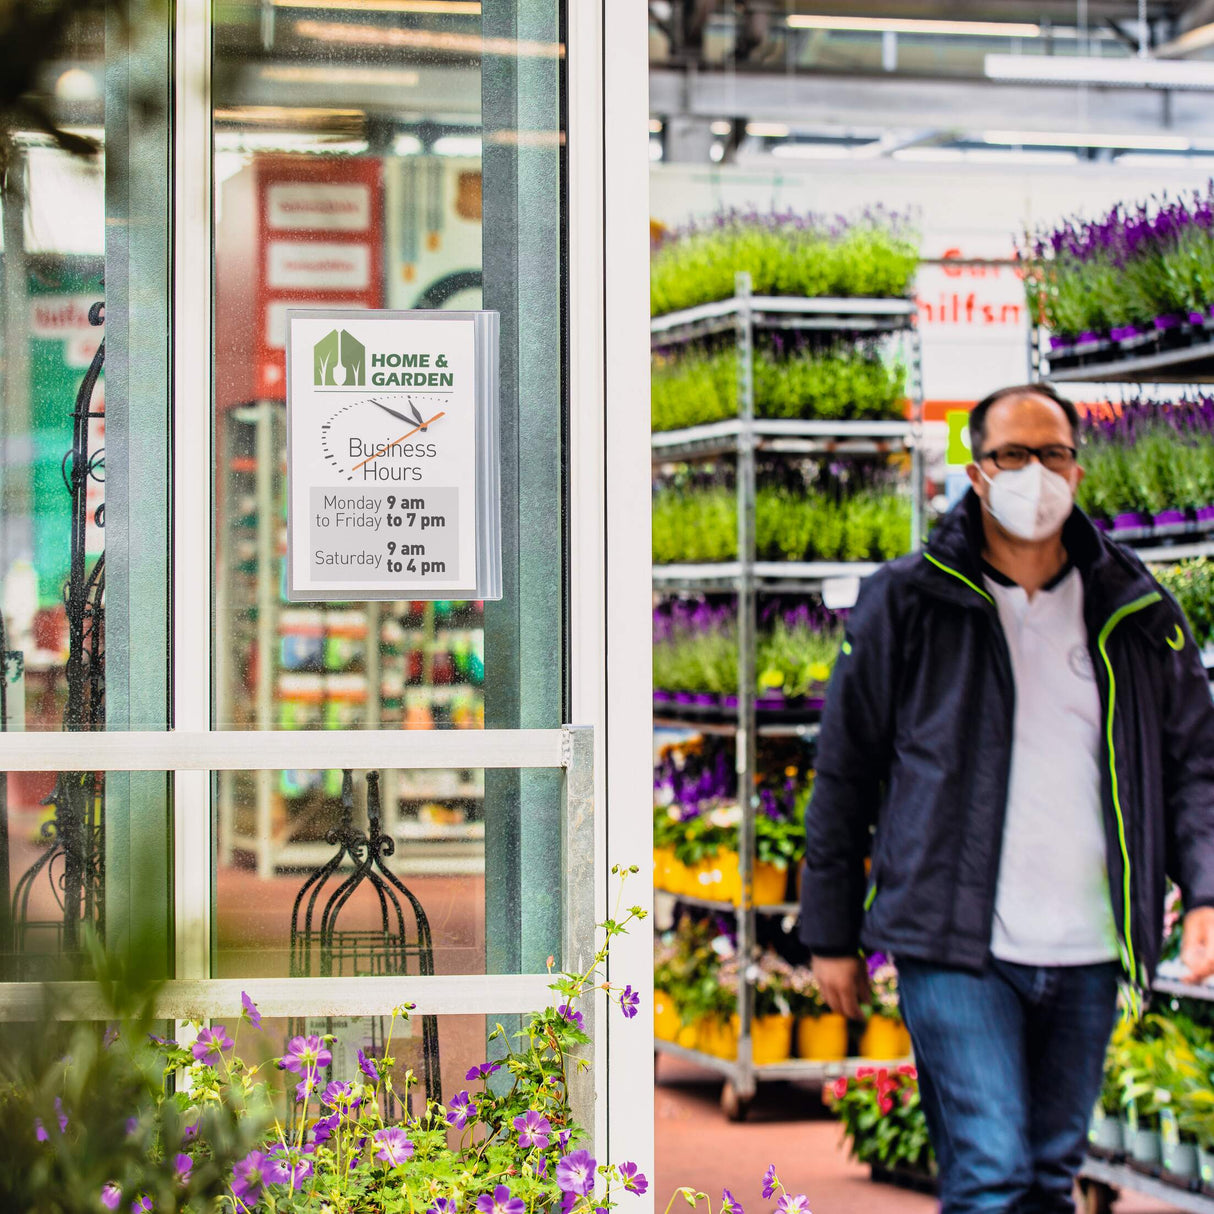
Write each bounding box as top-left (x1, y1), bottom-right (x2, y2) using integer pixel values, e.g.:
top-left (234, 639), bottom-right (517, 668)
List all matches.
top-left (650, 67), bottom-right (1210, 138)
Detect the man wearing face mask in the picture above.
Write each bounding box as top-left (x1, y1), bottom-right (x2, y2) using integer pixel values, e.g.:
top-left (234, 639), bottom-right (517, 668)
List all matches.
top-left (801, 383), bottom-right (1214, 1213)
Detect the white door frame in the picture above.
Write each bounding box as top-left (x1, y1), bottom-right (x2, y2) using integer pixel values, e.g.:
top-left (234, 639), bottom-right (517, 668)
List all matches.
top-left (0, 0), bottom-right (657, 1188)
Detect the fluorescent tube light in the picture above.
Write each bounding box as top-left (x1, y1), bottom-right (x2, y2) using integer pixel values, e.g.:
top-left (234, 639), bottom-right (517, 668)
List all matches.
top-left (710, 120), bottom-right (733, 136)
top-left (1154, 22), bottom-right (1214, 59)
top-left (745, 122), bottom-right (790, 138)
top-left (432, 134), bottom-right (482, 157)
top-left (649, 118), bottom-right (663, 134)
top-left (274, 0), bottom-right (480, 11)
top-left (790, 15), bottom-right (1040, 38)
top-left (983, 128), bottom-right (1191, 151)
top-left (392, 133), bottom-right (423, 155)
top-left (985, 53), bottom-right (1214, 89)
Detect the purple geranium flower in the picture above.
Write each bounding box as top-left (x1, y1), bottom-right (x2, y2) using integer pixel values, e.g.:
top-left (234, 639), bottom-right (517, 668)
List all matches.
top-left (619, 986), bottom-right (639, 1019)
top-left (266, 1145), bottom-right (313, 1189)
top-left (147, 1034), bottom-right (177, 1048)
top-left (322, 1081), bottom-right (351, 1108)
top-left (131, 1197), bottom-right (153, 1213)
top-left (280, 1035), bottom-right (331, 1074)
top-left (232, 1151), bottom-right (269, 1203)
top-left (101, 1185), bottom-right (121, 1211)
top-left (446, 1091), bottom-right (473, 1129)
top-left (241, 991), bottom-right (262, 1029)
top-left (427, 1201), bottom-right (460, 1214)
top-left (762, 1165), bottom-right (779, 1199)
top-left (775, 1196), bottom-right (811, 1214)
top-left (183, 1118), bottom-right (199, 1141)
top-left (174, 1154), bottom-right (192, 1183)
top-left (125, 1118), bottom-right (138, 1137)
top-left (192, 1025), bottom-right (233, 1067)
top-left (557, 1005), bottom-right (585, 1033)
top-left (465, 1061), bottom-right (501, 1082)
top-left (556, 1150), bottom-right (597, 1196)
top-left (513, 1110), bottom-right (552, 1149)
top-left (311, 1112), bottom-right (341, 1146)
top-left (557, 1129), bottom-right (573, 1151)
top-left (375, 1126), bottom-right (414, 1166)
top-left (721, 1188), bottom-right (743, 1214)
top-left (618, 1163), bottom-right (647, 1195)
top-left (476, 1185), bottom-right (526, 1214)
top-left (295, 1076), bottom-right (319, 1103)
top-left (34, 1118), bottom-right (47, 1143)
top-left (358, 1048), bottom-right (379, 1083)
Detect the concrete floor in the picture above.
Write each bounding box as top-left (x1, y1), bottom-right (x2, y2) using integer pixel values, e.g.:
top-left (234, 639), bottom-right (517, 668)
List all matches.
top-left (654, 1056), bottom-right (1182, 1214)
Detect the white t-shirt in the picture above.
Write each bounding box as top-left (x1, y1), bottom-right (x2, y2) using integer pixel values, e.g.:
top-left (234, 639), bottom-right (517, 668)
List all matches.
top-left (983, 563), bottom-right (1120, 966)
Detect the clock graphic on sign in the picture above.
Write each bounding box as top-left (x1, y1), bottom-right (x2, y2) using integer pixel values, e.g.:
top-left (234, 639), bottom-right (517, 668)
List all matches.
top-left (320, 396), bottom-right (446, 484)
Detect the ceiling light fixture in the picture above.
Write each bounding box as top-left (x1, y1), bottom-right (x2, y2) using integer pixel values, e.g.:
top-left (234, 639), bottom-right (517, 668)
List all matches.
top-left (273, 0), bottom-right (480, 12)
top-left (745, 122), bottom-right (790, 138)
top-left (432, 134), bottom-right (482, 157)
top-left (710, 120), bottom-right (733, 136)
top-left (983, 128), bottom-right (1191, 151)
top-left (789, 15), bottom-right (1040, 38)
top-left (985, 53), bottom-right (1214, 89)
top-left (1153, 21), bottom-right (1214, 59)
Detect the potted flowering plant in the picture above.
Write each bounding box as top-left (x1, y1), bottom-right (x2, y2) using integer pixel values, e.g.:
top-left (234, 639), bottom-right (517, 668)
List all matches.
top-left (651, 206), bottom-right (920, 318)
top-left (10, 869), bottom-right (652, 1214)
top-left (823, 1066), bottom-right (934, 1190)
top-left (859, 956), bottom-right (912, 1061)
top-left (787, 969), bottom-right (847, 1063)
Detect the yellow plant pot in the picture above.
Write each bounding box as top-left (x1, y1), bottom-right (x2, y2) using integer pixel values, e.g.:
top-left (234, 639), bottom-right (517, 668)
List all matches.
top-left (751, 1014), bottom-right (795, 1065)
top-left (690, 858), bottom-right (720, 900)
top-left (654, 990), bottom-right (681, 1042)
top-left (713, 850), bottom-right (741, 903)
top-left (675, 1021), bottom-right (699, 1050)
top-left (797, 1013), bottom-right (848, 1061)
top-left (665, 858), bottom-right (693, 895)
top-left (700, 1016), bottom-right (738, 1060)
top-left (860, 1015), bottom-right (912, 1060)
top-left (752, 861), bottom-right (790, 906)
top-left (653, 847), bottom-right (676, 892)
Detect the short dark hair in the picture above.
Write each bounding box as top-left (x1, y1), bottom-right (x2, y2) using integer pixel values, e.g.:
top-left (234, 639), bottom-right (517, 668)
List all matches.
top-left (969, 382), bottom-right (1080, 457)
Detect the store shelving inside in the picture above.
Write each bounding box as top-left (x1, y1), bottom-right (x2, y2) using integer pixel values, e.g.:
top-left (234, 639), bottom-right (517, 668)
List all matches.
top-left (216, 402), bottom-right (486, 879)
top-left (651, 270), bottom-right (924, 1117)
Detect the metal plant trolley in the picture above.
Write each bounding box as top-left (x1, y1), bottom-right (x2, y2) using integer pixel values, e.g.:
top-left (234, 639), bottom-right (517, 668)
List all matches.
top-left (651, 274), bottom-right (925, 1118)
top-left (1031, 326), bottom-right (1214, 1208)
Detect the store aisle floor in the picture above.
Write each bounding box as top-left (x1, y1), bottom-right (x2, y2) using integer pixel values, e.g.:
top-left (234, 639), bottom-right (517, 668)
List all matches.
top-left (655, 1057), bottom-right (1181, 1214)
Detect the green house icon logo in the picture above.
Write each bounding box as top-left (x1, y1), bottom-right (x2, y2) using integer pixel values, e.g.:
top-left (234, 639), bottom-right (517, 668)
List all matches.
top-left (314, 329), bottom-right (366, 387)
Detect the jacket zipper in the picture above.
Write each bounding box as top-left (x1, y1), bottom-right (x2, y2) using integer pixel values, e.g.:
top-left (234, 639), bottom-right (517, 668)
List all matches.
top-left (1096, 590), bottom-right (1162, 991)
top-left (922, 554), bottom-right (1016, 963)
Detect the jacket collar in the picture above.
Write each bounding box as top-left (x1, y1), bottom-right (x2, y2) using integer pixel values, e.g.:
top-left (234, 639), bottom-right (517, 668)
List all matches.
top-left (917, 490), bottom-right (1162, 623)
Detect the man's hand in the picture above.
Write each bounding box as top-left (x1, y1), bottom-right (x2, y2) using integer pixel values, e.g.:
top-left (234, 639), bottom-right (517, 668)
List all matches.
top-left (1182, 907), bottom-right (1214, 983)
top-left (812, 955), bottom-right (869, 1020)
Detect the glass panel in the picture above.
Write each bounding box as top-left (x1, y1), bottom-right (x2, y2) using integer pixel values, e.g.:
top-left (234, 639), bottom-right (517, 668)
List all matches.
top-left (215, 767), bottom-right (487, 976)
top-left (0, 769), bottom-right (171, 981)
top-left (0, 16), bottom-right (173, 979)
top-left (210, 2), bottom-right (567, 976)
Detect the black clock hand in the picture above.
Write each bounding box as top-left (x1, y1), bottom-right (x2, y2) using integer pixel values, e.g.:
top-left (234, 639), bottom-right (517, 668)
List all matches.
top-left (369, 398), bottom-right (414, 424)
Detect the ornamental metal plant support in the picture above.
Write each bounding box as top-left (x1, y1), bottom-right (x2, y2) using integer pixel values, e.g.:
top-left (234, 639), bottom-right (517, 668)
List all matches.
top-left (290, 768), bottom-right (442, 1108)
top-left (8, 300), bottom-right (106, 979)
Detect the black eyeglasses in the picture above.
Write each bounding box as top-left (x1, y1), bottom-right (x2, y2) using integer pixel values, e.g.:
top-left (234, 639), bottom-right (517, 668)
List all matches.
top-left (978, 443), bottom-right (1077, 472)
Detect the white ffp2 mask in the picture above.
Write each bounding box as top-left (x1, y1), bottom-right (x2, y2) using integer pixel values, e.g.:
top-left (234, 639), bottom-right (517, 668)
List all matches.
top-left (979, 460), bottom-right (1074, 542)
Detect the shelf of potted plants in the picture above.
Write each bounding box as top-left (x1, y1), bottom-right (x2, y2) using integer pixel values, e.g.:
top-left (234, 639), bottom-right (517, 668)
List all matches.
top-left (1023, 185), bottom-right (1214, 386)
top-left (651, 206), bottom-right (924, 1119)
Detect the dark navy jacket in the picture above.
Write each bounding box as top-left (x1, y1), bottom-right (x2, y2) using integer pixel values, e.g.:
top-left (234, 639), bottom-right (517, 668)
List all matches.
top-left (800, 491), bottom-right (1214, 985)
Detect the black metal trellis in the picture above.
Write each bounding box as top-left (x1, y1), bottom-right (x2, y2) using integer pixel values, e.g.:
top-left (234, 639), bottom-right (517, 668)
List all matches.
top-left (9, 300), bottom-right (106, 978)
top-left (290, 769), bottom-right (442, 1107)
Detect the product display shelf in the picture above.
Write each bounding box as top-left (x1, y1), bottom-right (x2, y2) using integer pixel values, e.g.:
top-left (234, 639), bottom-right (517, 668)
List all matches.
top-left (1033, 325), bottom-right (1214, 387)
top-left (654, 712), bottom-right (822, 740)
top-left (652, 418), bottom-right (914, 463)
top-left (656, 889), bottom-right (799, 917)
top-left (655, 1039), bottom-right (914, 1104)
top-left (216, 402), bottom-right (486, 878)
top-left (1079, 1157), bottom-right (1214, 1214)
top-left (653, 561), bottom-right (882, 593)
top-left (651, 273), bottom-right (926, 1118)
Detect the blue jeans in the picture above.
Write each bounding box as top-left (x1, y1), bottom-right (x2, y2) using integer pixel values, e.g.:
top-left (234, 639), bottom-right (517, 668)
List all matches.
top-left (896, 957), bottom-right (1120, 1214)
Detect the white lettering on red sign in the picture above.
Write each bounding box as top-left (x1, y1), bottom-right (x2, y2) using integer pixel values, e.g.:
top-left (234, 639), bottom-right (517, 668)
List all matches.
top-left (266, 183), bottom-right (371, 232)
top-left (266, 242), bottom-right (371, 290)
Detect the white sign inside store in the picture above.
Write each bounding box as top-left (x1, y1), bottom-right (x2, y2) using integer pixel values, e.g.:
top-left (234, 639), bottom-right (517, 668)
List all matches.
top-left (267, 241), bottom-right (371, 290)
top-left (285, 309), bottom-right (502, 602)
top-left (266, 183), bottom-right (371, 232)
